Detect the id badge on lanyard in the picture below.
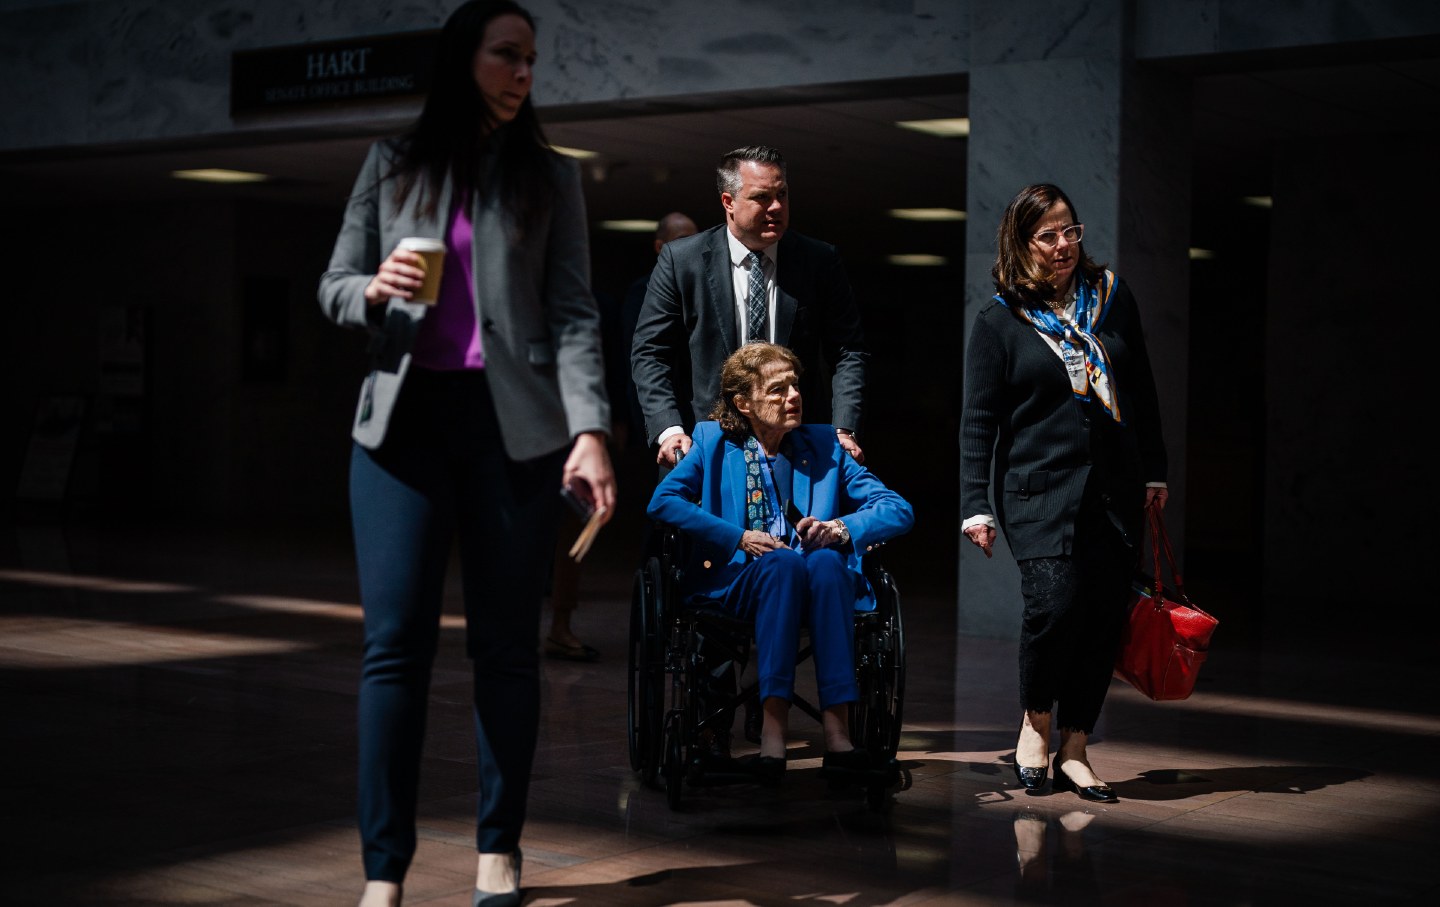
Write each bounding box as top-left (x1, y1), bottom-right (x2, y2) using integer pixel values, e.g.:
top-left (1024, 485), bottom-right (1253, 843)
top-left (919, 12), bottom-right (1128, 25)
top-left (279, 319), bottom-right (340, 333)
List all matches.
top-left (1061, 343), bottom-right (1086, 392)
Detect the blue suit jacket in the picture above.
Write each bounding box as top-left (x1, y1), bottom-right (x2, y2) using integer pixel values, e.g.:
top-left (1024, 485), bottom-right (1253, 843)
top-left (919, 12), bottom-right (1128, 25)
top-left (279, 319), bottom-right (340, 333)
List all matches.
top-left (647, 422), bottom-right (914, 609)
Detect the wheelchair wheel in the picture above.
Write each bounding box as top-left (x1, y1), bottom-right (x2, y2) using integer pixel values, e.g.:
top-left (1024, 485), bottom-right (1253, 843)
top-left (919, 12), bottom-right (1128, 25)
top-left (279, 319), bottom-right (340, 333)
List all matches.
top-left (628, 558), bottom-right (665, 783)
top-left (852, 575), bottom-right (906, 762)
top-left (663, 710), bottom-right (684, 810)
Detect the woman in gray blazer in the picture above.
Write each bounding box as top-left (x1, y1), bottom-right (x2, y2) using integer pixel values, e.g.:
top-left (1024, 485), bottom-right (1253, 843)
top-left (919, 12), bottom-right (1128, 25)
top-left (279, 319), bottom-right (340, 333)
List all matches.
top-left (317, 3), bottom-right (613, 905)
top-left (961, 184), bottom-right (1167, 805)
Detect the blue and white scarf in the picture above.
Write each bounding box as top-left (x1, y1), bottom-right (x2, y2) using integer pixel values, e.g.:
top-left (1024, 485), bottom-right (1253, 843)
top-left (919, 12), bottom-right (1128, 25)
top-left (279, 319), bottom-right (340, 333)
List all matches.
top-left (998, 269), bottom-right (1123, 423)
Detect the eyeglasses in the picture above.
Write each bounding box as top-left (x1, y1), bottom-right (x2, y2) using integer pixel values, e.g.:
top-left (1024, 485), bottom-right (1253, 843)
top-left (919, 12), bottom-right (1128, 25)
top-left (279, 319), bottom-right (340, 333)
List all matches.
top-left (1031, 224), bottom-right (1084, 248)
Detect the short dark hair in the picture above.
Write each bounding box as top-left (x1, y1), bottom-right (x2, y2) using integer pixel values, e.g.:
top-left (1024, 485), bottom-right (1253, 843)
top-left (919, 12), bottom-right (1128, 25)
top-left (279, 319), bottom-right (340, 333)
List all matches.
top-left (709, 342), bottom-right (804, 437)
top-left (716, 146), bottom-right (787, 196)
top-left (991, 183), bottom-right (1105, 311)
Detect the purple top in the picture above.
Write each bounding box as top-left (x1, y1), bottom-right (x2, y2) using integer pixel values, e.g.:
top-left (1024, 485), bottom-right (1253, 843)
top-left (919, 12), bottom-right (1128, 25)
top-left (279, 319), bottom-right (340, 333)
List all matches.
top-left (409, 195), bottom-right (485, 370)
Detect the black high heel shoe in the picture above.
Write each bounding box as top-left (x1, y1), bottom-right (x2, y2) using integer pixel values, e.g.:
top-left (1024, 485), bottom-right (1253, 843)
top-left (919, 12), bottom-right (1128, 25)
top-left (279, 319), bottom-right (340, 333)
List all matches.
top-left (1052, 756), bottom-right (1118, 803)
top-left (1012, 759), bottom-right (1048, 790)
top-left (472, 849), bottom-right (522, 907)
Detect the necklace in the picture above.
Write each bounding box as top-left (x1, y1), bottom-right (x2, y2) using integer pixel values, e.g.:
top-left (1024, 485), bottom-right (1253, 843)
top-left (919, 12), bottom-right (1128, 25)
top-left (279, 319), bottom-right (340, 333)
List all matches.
top-left (1044, 289), bottom-right (1077, 311)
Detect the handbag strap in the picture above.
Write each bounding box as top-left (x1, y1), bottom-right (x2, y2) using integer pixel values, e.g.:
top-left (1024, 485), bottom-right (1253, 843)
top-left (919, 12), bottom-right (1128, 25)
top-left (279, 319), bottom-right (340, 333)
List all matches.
top-left (1146, 502), bottom-right (1190, 604)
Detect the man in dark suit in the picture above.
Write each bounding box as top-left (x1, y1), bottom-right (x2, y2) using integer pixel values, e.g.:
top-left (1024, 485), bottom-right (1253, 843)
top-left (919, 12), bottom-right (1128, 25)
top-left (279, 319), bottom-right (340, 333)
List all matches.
top-left (631, 145), bottom-right (869, 467)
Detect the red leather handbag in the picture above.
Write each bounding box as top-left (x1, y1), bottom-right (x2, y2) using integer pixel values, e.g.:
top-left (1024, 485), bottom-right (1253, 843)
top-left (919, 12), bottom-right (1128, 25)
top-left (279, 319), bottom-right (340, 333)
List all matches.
top-left (1114, 504), bottom-right (1218, 701)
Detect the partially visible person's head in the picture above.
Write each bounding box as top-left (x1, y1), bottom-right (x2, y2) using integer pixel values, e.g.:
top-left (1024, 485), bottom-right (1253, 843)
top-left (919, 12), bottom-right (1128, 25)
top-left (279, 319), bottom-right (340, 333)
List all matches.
top-left (717, 146), bottom-right (789, 251)
top-left (991, 183), bottom-right (1104, 306)
top-left (397, 2), bottom-right (551, 227)
top-left (469, 6), bottom-right (536, 125)
top-left (430, 1), bottom-right (538, 133)
top-left (710, 342), bottom-right (804, 437)
top-left (654, 211), bottom-right (698, 254)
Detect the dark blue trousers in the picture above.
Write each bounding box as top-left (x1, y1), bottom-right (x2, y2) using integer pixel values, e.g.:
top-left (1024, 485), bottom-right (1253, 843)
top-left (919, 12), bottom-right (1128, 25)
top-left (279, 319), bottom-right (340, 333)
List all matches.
top-left (349, 368), bottom-right (563, 882)
top-left (721, 547), bottom-right (861, 709)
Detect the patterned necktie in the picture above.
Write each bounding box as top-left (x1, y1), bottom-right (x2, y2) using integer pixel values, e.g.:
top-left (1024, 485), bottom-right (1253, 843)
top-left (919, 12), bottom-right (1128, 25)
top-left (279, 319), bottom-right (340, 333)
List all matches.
top-left (745, 250), bottom-right (767, 343)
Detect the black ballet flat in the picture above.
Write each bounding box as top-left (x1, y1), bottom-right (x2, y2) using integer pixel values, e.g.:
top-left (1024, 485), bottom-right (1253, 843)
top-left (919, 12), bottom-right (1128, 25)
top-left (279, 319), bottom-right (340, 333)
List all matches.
top-left (1013, 760), bottom-right (1048, 790)
top-left (746, 755), bottom-right (786, 786)
top-left (818, 748), bottom-right (873, 777)
top-left (1052, 757), bottom-right (1118, 803)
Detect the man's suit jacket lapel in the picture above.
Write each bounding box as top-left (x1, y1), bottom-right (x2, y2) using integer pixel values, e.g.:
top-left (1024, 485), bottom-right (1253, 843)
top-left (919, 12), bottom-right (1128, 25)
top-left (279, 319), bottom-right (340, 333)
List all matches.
top-left (703, 229), bottom-right (739, 355)
top-left (772, 231), bottom-right (799, 346)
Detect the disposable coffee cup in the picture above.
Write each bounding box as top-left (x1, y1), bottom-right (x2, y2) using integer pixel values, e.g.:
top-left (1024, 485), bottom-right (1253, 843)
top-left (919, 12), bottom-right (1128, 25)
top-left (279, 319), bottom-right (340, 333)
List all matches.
top-left (397, 237), bottom-right (446, 305)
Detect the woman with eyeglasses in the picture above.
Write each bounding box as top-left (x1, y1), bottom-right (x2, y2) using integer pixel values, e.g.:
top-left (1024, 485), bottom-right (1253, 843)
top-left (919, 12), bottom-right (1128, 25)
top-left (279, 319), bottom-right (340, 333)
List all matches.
top-left (960, 183), bottom-right (1168, 802)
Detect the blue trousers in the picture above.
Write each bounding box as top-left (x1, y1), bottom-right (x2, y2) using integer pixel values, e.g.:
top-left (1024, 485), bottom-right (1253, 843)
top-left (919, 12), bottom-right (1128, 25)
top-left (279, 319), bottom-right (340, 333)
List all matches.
top-left (721, 547), bottom-right (860, 709)
top-left (349, 368), bottom-right (563, 882)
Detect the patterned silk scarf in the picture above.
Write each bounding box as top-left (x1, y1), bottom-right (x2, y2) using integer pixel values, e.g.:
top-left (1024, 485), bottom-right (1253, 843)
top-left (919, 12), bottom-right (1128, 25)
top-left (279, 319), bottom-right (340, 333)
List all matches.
top-left (742, 434), bottom-right (786, 534)
top-left (997, 269), bottom-right (1123, 423)
top-left (743, 435), bottom-right (769, 531)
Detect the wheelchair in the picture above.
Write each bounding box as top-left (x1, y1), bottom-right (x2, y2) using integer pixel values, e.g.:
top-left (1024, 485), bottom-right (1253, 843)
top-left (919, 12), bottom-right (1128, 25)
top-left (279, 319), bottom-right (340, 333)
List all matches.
top-left (628, 524), bottom-right (910, 812)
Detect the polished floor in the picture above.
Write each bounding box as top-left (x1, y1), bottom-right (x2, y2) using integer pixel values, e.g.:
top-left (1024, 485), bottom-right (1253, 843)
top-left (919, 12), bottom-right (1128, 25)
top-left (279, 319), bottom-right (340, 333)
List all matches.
top-left (2, 502), bottom-right (1437, 906)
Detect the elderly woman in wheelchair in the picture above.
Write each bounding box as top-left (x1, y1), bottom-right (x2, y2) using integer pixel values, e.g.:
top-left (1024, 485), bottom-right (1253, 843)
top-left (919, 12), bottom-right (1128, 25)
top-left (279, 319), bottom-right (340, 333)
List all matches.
top-left (646, 342), bottom-right (914, 783)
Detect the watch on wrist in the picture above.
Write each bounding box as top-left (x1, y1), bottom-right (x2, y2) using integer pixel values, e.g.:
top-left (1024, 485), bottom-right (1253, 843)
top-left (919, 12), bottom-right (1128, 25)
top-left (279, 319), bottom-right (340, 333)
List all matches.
top-left (833, 520), bottom-right (851, 546)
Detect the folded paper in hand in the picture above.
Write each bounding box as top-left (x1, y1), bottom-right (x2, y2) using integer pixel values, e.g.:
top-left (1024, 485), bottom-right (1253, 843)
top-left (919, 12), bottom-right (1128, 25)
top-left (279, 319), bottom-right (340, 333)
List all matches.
top-left (568, 506), bottom-right (607, 562)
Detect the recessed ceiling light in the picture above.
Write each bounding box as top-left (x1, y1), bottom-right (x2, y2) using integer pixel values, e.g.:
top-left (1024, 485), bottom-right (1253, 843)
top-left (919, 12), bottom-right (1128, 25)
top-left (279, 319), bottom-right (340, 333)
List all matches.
top-left (1189, 248), bottom-right (1216, 260)
top-left (887, 254), bottom-right (949, 267)
top-left (895, 118), bottom-right (969, 138)
top-left (171, 168), bottom-right (269, 183)
top-left (553, 145), bottom-right (600, 160)
top-left (599, 219), bottom-right (658, 233)
top-left (888, 208), bottom-right (966, 221)
top-left (1243, 195), bottom-right (1273, 208)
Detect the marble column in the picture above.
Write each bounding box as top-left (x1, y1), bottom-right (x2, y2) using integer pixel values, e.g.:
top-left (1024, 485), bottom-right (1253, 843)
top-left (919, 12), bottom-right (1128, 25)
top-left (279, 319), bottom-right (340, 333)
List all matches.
top-left (958, 0), bottom-right (1192, 639)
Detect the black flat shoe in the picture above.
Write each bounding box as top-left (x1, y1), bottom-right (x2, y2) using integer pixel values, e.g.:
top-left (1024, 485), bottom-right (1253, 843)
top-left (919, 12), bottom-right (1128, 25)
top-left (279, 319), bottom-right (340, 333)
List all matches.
top-left (544, 636), bottom-right (599, 662)
top-left (746, 754), bottom-right (786, 785)
top-left (819, 748), bottom-right (873, 775)
top-left (1013, 760), bottom-right (1048, 790)
top-left (1052, 757), bottom-right (1118, 803)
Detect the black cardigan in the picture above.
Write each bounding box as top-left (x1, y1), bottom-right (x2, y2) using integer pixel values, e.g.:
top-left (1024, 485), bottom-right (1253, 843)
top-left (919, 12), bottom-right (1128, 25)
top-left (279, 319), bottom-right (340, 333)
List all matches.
top-left (960, 277), bottom-right (1167, 560)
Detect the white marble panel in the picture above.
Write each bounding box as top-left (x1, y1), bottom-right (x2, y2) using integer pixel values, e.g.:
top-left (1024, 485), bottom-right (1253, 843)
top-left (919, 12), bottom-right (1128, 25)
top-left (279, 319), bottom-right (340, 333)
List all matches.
top-left (0, 0), bottom-right (971, 151)
top-left (1134, 0), bottom-right (1220, 58)
top-left (915, 0), bottom-right (970, 74)
top-left (1138, 0), bottom-right (1440, 59)
top-left (966, 58), bottom-right (1123, 246)
top-left (537, 0), bottom-right (965, 103)
top-left (88, 2), bottom-right (236, 141)
top-left (0, 2), bottom-right (91, 148)
top-left (970, 0), bottom-right (1125, 67)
